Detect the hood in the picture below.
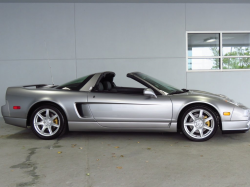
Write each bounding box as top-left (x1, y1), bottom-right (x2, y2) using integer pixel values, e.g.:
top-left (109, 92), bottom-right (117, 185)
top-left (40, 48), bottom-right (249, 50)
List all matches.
top-left (188, 89), bottom-right (242, 106)
top-left (189, 90), bottom-right (228, 99)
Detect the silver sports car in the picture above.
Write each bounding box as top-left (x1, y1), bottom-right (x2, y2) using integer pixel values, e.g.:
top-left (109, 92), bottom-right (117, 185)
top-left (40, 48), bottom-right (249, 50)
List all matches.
top-left (1, 71), bottom-right (250, 141)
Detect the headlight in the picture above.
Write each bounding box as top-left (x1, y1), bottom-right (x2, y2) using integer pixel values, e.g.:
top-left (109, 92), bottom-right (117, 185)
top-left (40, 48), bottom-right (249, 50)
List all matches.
top-left (243, 109), bottom-right (250, 117)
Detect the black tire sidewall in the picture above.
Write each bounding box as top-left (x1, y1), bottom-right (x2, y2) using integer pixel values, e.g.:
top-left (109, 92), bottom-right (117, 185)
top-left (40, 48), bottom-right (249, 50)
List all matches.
top-left (30, 105), bottom-right (66, 140)
top-left (181, 105), bottom-right (218, 142)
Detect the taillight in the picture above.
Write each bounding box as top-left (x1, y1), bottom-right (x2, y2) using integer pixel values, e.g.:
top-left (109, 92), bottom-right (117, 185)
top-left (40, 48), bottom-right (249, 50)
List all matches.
top-left (13, 106), bottom-right (21, 110)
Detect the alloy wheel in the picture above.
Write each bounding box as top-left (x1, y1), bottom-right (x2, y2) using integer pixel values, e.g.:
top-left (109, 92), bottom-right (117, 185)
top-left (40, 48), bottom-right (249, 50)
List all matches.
top-left (33, 109), bottom-right (60, 137)
top-left (183, 109), bottom-right (214, 140)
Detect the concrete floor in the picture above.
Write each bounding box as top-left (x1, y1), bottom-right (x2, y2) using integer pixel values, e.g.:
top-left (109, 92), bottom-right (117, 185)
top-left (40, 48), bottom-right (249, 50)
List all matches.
top-left (1, 118), bottom-right (250, 187)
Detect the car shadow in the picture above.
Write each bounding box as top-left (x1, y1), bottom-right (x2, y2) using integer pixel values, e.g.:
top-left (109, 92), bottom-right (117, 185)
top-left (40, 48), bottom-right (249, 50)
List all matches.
top-left (4, 127), bottom-right (186, 141)
top-left (4, 128), bottom-right (38, 140)
top-left (3, 126), bottom-right (249, 144)
top-left (63, 131), bottom-right (187, 142)
top-left (60, 130), bottom-right (250, 144)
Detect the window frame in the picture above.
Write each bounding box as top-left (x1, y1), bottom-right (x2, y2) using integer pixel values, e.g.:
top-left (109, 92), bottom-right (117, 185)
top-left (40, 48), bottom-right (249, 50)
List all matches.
top-left (186, 31), bottom-right (250, 72)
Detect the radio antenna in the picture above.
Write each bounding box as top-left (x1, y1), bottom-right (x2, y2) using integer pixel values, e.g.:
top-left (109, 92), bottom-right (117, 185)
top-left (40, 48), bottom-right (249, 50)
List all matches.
top-left (45, 41), bottom-right (54, 85)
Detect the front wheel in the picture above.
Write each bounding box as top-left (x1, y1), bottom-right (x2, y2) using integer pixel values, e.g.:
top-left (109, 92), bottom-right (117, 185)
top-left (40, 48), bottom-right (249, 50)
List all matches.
top-left (181, 105), bottom-right (218, 141)
top-left (30, 105), bottom-right (66, 140)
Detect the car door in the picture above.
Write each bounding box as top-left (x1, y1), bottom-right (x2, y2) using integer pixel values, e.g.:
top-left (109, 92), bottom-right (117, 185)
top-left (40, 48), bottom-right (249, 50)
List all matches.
top-left (87, 92), bottom-right (172, 128)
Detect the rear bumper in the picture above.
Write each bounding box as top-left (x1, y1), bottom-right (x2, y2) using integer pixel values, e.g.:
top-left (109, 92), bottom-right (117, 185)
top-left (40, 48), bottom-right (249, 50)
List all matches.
top-left (1, 102), bottom-right (10, 117)
top-left (222, 120), bottom-right (250, 132)
top-left (2, 102), bottom-right (26, 128)
top-left (2, 117), bottom-right (27, 128)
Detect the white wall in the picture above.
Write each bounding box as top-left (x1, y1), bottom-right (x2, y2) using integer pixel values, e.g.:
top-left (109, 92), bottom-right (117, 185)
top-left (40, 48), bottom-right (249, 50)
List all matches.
top-left (75, 3), bottom-right (186, 88)
top-left (186, 3), bottom-right (250, 106)
top-left (0, 3), bottom-right (250, 117)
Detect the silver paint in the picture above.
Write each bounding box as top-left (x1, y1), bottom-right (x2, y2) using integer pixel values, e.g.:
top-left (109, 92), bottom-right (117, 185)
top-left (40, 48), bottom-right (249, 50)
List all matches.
top-left (3, 117), bottom-right (27, 128)
top-left (1, 71), bottom-right (250, 134)
top-left (1, 101), bottom-right (9, 117)
top-left (143, 88), bottom-right (157, 98)
top-left (222, 121), bottom-right (250, 131)
top-left (87, 92), bottom-right (172, 128)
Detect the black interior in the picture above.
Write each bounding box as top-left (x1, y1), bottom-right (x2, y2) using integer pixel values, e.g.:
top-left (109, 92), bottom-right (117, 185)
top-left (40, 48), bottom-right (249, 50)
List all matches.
top-left (93, 72), bottom-right (145, 95)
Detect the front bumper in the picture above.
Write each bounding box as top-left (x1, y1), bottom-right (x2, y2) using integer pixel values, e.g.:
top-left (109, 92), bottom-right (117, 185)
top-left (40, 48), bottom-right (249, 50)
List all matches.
top-left (221, 104), bottom-right (250, 132)
top-left (2, 116), bottom-right (27, 128)
top-left (222, 120), bottom-right (250, 132)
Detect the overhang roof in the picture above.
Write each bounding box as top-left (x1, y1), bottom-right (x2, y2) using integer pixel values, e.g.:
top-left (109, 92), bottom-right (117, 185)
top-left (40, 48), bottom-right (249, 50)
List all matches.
top-left (1, 0), bottom-right (250, 3)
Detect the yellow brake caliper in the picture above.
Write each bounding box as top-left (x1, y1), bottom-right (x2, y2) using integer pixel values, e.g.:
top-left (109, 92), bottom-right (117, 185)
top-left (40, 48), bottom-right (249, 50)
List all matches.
top-left (204, 116), bottom-right (210, 127)
top-left (53, 118), bottom-right (58, 125)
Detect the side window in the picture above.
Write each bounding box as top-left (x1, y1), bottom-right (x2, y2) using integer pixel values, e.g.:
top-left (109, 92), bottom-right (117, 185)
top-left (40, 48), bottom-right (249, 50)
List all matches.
top-left (56, 74), bottom-right (93, 91)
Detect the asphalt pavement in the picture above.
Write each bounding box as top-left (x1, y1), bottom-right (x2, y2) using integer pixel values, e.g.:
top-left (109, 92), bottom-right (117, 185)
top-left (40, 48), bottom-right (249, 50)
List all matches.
top-left (1, 117), bottom-right (250, 187)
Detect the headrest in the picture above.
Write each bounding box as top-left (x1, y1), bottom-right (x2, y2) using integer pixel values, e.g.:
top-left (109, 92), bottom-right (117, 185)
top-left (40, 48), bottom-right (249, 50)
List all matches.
top-left (103, 81), bottom-right (112, 90)
top-left (98, 82), bottom-right (104, 91)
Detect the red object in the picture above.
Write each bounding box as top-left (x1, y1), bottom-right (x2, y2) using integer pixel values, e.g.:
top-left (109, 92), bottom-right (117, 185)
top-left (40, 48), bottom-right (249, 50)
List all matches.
top-left (13, 106), bottom-right (21, 110)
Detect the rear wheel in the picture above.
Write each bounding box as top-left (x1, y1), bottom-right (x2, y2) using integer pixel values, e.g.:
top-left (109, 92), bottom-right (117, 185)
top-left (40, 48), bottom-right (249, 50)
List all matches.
top-left (30, 105), bottom-right (66, 140)
top-left (181, 105), bottom-right (218, 141)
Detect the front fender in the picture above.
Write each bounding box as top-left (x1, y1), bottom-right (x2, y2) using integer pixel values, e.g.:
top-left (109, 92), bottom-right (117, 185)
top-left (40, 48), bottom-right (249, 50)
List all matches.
top-left (170, 94), bottom-right (234, 122)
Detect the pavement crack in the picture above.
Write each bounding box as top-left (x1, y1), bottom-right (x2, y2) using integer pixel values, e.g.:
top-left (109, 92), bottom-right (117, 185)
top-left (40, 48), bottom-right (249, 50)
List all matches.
top-left (45, 138), bottom-right (62, 149)
top-left (10, 148), bottom-right (39, 187)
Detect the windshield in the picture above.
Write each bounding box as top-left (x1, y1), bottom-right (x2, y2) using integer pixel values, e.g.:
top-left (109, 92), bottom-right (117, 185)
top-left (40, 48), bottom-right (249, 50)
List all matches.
top-left (56, 74), bottom-right (93, 91)
top-left (133, 72), bottom-right (182, 94)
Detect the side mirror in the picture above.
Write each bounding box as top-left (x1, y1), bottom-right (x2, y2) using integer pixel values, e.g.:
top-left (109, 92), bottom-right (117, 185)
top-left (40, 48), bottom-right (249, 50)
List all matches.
top-left (143, 88), bottom-right (157, 98)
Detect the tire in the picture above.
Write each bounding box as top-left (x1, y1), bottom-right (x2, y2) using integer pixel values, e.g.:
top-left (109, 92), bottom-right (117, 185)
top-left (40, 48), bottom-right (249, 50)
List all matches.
top-left (30, 105), bottom-right (66, 140)
top-left (181, 105), bottom-right (218, 142)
